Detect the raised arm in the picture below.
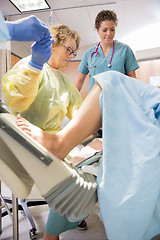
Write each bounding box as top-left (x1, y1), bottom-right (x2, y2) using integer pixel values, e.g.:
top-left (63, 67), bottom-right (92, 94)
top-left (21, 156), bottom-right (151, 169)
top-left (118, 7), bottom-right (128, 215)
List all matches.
top-left (2, 37), bottom-right (53, 113)
top-left (6, 15), bottom-right (51, 42)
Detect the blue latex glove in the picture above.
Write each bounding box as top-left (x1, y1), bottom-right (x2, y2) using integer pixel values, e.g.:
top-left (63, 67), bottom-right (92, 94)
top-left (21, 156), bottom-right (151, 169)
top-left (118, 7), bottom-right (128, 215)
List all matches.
top-left (0, 11), bottom-right (10, 42)
top-left (6, 15), bottom-right (51, 41)
top-left (29, 36), bottom-right (54, 70)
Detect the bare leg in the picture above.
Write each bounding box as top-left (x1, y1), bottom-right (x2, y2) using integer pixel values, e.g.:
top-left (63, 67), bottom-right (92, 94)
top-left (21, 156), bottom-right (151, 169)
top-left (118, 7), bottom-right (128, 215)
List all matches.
top-left (58, 82), bottom-right (102, 154)
top-left (16, 83), bottom-right (102, 240)
top-left (17, 82), bottom-right (102, 159)
top-left (43, 232), bottom-right (59, 240)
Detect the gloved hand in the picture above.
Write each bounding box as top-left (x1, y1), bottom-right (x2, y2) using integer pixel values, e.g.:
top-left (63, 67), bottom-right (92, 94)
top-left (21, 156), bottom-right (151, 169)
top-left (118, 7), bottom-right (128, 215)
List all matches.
top-left (29, 36), bottom-right (54, 70)
top-left (6, 15), bottom-right (51, 41)
top-left (0, 11), bottom-right (10, 42)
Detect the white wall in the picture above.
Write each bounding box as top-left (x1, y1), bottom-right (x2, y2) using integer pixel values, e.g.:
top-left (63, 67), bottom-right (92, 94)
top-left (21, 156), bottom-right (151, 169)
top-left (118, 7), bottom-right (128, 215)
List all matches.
top-left (11, 41), bottom-right (31, 58)
top-left (10, 41), bottom-right (160, 62)
top-left (10, 41), bottom-right (94, 60)
top-left (135, 47), bottom-right (160, 61)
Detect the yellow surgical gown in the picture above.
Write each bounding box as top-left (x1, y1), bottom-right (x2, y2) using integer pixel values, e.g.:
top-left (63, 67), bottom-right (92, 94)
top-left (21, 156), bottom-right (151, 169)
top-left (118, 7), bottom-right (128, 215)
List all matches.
top-left (2, 56), bottom-right (82, 133)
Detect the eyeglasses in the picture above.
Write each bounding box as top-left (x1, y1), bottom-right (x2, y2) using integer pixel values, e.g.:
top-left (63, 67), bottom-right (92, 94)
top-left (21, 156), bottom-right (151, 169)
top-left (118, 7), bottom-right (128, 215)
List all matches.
top-left (63, 45), bottom-right (77, 58)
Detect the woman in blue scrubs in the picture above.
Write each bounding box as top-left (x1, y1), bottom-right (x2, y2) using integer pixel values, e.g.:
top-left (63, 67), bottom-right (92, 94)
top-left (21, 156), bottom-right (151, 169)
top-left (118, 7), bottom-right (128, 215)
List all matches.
top-left (75, 9), bottom-right (139, 92)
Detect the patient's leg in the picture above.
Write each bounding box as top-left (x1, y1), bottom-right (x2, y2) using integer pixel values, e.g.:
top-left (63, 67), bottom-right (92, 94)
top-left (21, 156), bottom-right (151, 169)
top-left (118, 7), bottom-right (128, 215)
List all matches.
top-left (58, 82), bottom-right (102, 155)
top-left (14, 83), bottom-right (100, 222)
top-left (16, 82), bottom-right (102, 159)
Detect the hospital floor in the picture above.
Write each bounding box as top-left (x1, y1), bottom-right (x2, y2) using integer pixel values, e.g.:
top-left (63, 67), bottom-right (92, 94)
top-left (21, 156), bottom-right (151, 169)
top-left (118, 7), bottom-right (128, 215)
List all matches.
top-left (0, 182), bottom-right (107, 240)
top-left (1, 182), bottom-right (160, 240)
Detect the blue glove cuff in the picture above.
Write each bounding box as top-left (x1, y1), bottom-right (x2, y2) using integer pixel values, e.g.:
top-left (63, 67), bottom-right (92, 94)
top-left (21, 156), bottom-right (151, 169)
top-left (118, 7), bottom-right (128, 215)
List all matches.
top-left (28, 60), bottom-right (43, 70)
top-left (6, 22), bottom-right (14, 41)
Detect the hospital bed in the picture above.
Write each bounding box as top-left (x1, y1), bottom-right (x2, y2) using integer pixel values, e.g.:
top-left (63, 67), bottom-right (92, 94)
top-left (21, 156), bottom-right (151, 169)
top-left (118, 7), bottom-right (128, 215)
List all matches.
top-left (0, 106), bottom-right (98, 239)
top-left (0, 106), bottom-right (46, 239)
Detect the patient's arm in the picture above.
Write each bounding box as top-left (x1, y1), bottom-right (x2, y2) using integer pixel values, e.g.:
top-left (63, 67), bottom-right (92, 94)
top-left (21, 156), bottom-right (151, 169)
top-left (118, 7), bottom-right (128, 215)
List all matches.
top-left (71, 138), bottom-right (103, 166)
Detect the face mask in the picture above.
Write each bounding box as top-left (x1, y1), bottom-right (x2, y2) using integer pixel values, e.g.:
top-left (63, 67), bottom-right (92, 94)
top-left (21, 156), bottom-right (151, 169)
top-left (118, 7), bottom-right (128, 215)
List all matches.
top-left (0, 11), bottom-right (10, 43)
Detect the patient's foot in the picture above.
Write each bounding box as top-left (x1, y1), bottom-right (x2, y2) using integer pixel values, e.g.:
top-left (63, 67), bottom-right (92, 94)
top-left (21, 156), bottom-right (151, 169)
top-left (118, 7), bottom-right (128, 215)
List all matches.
top-left (16, 115), bottom-right (32, 136)
top-left (16, 115), bottom-right (67, 160)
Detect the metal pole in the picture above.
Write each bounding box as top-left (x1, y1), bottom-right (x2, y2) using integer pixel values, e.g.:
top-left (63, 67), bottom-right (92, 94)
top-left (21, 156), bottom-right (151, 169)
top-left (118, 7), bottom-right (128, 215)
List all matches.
top-left (12, 195), bottom-right (19, 240)
top-left (0, 193), bottom-right (13, 221)
top-left (0, 180), bottom-right (2, 235)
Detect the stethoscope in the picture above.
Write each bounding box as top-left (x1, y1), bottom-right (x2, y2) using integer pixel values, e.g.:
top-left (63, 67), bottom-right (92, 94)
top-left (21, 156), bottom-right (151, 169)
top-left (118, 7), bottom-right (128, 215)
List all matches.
top-left (90, 40), bottom-right (115, 68)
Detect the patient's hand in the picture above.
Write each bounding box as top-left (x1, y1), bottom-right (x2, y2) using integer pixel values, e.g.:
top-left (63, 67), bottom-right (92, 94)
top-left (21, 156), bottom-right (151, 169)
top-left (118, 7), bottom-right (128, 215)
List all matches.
top-left (71, 138), bottom-right (103, 166)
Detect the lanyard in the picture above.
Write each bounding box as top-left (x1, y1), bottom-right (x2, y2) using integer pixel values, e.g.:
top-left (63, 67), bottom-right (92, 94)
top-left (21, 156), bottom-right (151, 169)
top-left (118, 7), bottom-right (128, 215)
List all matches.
top-left (91, 41), bottom-right (115, 68)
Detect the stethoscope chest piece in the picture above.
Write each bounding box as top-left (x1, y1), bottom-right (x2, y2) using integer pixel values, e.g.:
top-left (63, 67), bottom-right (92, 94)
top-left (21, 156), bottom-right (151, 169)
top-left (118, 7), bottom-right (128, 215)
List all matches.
top-left (91, 41), bottom-right (115, 68)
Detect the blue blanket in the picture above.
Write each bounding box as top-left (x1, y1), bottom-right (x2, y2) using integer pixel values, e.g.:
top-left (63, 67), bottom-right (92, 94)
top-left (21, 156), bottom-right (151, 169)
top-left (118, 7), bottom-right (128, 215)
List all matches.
top-left (94, 71), bottom-right (160, 240)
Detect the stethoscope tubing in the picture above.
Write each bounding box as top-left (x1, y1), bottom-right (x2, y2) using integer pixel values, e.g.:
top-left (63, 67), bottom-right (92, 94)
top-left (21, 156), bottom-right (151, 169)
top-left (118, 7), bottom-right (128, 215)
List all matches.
top-left (91, 41), bottom-right (115, 68)
top-left (90, 42), bottom-right (101, 57)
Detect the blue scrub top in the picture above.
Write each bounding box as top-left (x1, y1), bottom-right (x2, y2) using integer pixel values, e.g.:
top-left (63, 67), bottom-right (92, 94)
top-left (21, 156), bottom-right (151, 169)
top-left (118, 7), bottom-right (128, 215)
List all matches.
top-left (78, 40), bottom-right (139, 92)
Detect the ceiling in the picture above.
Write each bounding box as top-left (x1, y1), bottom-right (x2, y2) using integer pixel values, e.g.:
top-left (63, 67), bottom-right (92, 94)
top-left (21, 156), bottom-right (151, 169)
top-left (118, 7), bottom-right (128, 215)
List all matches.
top-left (1, 0), bottom-right (160, 59)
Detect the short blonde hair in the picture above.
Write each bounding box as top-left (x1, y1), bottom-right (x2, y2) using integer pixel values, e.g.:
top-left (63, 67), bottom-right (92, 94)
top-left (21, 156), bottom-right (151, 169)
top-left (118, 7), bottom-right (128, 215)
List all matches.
top-left (49, 24), bottom-right (81, 50)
